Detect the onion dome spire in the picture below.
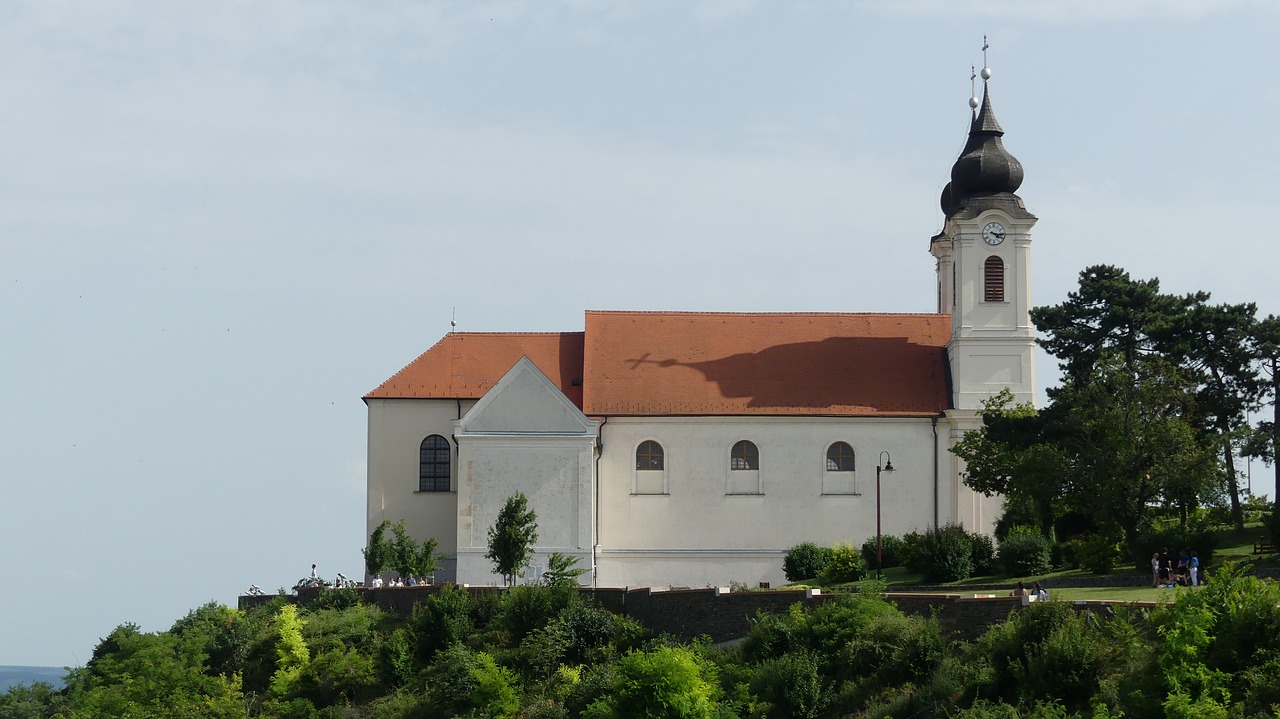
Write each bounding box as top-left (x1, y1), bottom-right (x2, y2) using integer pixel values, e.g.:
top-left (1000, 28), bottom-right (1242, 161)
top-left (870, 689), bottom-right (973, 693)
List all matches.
top-left (940, 41), bottom-right (1028, 220)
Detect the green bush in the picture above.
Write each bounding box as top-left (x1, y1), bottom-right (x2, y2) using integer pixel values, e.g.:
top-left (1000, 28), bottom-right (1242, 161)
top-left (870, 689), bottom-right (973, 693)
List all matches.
top-left (916, 524), bottom-right (974, 583)
top-left (900, 531), bottom-right (925, 573)
top-left (970, 533), bottom-right (998, 576)
top-left (820, 542), bottom-right (867, 584)
top-left (784, 542), bottom-right (833, 582)
top-left (748, 650), bottom-right (827, 719)
top-left (499, 584), bottom-right (581, 643)
top-left (1077, 533), bottom-right (1123, 575)
top-left (743, 604), bottom-right (808, 662)
top-left (1264, 507), bottom-right (1280, 545)
top-left (299, 647), bottom-right (379, 704)
top-left (376, 628), bottom-right (416, 688)
top-left (425, 645), bottom-right (521, 719)
top-left (1053, 538), bottom-right (1085, 570)
top-left (998, 526), bottom-right (1053, 577)
top-left (583, 645), bottom-right (722, 718)
top-left (410, 584), bottom-right (473, 661)
top-left (860, 535), bottom-right (906, 570)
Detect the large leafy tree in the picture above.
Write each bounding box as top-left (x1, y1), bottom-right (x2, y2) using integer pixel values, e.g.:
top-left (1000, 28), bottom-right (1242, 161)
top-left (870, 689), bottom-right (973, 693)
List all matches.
top-left (951, 389), bottom-right (1070, 539)
top-left (1052, 355), bottom-right (1218, 552)
top-left (1245, 314), bottom-right (1280, 514)
top-left (486, 492), bottom-right (539, 587)
top-left (1163, 298), bottom-right (1263, 529)
top-left (364, 519), bottom-right (444, 580)
top-left (1030, 264), bottom-right (1187, 386)
top-left (1031, 265), bottom-right (1253, 530)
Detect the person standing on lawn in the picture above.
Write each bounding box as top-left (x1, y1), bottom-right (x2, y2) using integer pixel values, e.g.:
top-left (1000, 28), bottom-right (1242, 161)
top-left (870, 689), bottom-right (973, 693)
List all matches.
top-left (1189, 550), bottom-right (1200, 586)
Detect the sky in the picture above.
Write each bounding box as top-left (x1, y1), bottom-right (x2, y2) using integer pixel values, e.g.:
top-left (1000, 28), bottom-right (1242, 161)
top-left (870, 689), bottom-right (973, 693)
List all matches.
top-left (2, 0), bottom-right (1279, 668)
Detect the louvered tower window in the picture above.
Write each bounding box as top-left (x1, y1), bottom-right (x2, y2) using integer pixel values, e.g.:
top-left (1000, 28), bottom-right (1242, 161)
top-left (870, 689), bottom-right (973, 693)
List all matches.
top-left (984, 256), bottom-right (1005, 302)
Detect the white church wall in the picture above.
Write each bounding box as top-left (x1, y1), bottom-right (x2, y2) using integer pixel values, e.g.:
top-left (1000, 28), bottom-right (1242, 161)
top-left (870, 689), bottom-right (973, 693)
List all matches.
top-left (453, 436), bottom-right (596, 585)
top-left (451, 358), bottom-right (599, 586)
top-left (365, 398), bottom-right (475, 579)
top-left (593, 416), bottom-right (945, 588)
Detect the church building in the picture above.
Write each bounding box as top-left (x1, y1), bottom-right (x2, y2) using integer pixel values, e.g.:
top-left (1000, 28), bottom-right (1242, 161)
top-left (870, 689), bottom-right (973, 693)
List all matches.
top-left (363, 72), bottom-right (1036, 588)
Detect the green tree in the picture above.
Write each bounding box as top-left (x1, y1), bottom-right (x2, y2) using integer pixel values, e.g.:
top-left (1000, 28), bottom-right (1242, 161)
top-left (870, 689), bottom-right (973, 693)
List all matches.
top-left (363, 519), bottom-right (394, 578)
top-left (487, 492), bottom-right (539, 587)
top-left (270, 604), bottom-right (310, 698)
top-left (542, 551), bottom-right (587, 587)
top-left (584, 645), bottom-right (722, 719)
top-left (1245, 313), bottom-right (1280, 515)
top-left (1031, 264), bottom-right (1188, 386)
top-left (384, 519), bottom-right (444, 580)
top-left (951, 389), bottom-right (1071, 539)
top-left (1053, 355), bottom-right (1217, 554)
top-left (1165, 298), bottom-right (1263, 529)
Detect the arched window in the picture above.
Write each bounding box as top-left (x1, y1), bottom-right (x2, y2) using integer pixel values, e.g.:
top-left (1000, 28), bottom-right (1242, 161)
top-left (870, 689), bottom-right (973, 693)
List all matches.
top-left (826, 442), bottom-right (855, 472)
top-left (636, 440), bottom-right (664, 470)
top-left (731, 440), bottom-right (759, 471)
top-left (419, 435), bottom-right (451, 492)
top-left (984, 256), bottom-right (1005, 302)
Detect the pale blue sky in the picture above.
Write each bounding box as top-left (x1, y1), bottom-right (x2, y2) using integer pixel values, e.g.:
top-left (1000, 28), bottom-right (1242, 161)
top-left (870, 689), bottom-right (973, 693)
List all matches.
top-left (2, 1), bottom-right (1278, 667)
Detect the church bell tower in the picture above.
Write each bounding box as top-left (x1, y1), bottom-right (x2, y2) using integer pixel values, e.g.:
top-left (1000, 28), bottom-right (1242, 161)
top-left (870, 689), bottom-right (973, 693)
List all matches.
top-left (930, 52), bottom-right (1037, 410)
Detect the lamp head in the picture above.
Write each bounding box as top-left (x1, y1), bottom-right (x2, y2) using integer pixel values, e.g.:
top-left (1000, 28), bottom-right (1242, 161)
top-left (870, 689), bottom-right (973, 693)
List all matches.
top-left (879, 450), bottom-right (895, 472)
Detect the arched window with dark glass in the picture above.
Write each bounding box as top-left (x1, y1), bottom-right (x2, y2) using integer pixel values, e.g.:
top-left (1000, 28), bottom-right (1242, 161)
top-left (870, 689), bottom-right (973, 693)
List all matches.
top-left (731, 440), bottom-right (759, 471)
top-left (826, 442), bottom-right (855, 472)
top-left (419, 435), bottom-right (451, 492)
top-left (636, 440), bottom-right (664, 470)
top-left (984, 256), bottom-right (1005, 302)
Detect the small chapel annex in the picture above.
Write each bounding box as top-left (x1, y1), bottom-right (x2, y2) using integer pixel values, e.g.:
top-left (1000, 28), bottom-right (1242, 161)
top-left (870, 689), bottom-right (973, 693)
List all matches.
top-left (363, 75), bottom-right (1037, 589)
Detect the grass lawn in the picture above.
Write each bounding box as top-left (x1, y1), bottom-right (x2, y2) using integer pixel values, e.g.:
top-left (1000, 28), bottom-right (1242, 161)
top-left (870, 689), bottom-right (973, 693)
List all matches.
top-left (1046, 585), bottom-right (1185, 603)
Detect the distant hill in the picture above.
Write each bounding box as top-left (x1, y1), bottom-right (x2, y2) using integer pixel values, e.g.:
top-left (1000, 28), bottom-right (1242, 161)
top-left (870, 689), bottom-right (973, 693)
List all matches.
top-left (0, 666), bottom-right (66, 692)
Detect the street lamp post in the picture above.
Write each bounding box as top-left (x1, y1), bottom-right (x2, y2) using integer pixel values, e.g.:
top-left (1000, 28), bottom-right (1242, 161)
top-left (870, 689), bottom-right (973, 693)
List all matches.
top-left (876, 451), bottom-right (895, 580)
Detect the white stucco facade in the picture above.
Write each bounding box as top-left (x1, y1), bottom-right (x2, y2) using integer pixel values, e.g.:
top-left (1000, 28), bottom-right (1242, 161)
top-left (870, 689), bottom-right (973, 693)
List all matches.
top-left (363, 79), bottom-right (1033, 588)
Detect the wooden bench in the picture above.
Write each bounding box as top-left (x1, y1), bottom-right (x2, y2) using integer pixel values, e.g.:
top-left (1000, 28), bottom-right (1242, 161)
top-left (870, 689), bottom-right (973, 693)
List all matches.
top-left (1255, 537), bottom-right (1276, 554)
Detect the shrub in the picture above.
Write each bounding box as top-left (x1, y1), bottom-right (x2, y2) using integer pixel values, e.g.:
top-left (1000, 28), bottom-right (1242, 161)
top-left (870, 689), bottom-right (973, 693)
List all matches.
top-left (999, 526), bottom-right (1053, 577)
top-left (748, 650), bottom-right (827, 719)
top-left (970, 532), bottom-right (997, 576)
top-left (820, 542), bottom-right (867, 584)
top-left (499, 584), bottom-right (581, 642)
top-left (784, 542), bottom-right (833, 582)
top-left (860, 535), bottom-right (906, 570)
top-left (1053, 538), bottom-right (1085, 570)
top-left (1264, 507), bottom-right (1280, 545)
top-left (1077, 532), bottom-right (1123, 574)
top-left (410, 584), bottom-right (473, 661)
top-left (916, 524), bottom-right (974, 583)
top-left (743, 604), bottom-right (809, 662)
top-left (583, 645), bottom-right (722, 718)
top-left (299, 647), bottom-right (379, 704)
top-left (376, 628), bottom-right (416, 688)
top-left (900, 531), bottom-right (925, 573)
top-left (425, 645), bottom-right (521, 719)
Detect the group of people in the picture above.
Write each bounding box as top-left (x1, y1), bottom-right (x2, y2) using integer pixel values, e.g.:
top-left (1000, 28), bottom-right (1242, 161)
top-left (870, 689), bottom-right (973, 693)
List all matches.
top-left (368, 575), bottom-right (428, 588)
top-left (1152, 547), bottom-right (1201, 587)
top-left (1010, 581), bottom-right (1049, 600)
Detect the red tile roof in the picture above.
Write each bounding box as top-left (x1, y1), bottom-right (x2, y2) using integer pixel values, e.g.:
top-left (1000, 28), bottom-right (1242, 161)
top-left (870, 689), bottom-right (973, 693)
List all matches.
top-left (367, 312), bottom-right (953, 417)
top-left (582, 311), bottom-right (951, 416)
top-left (364, 332), bottom-right (585, 408)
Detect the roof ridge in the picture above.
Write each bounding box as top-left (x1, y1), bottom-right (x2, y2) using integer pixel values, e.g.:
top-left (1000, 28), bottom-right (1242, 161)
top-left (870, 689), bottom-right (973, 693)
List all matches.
top-left (585, 310), bottom-right (949, 318)
top-left (440, 330), bottom-right (583, 336)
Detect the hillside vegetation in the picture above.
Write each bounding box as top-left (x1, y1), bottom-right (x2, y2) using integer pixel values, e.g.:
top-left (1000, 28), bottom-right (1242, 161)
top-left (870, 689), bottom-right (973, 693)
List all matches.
top-left (4, 567), bottom-right (1280, 718)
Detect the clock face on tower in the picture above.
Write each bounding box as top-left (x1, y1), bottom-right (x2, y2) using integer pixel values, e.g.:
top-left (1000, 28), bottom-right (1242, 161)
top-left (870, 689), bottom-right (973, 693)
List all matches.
top-left (982, 221), bottom-right (1006, 245)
